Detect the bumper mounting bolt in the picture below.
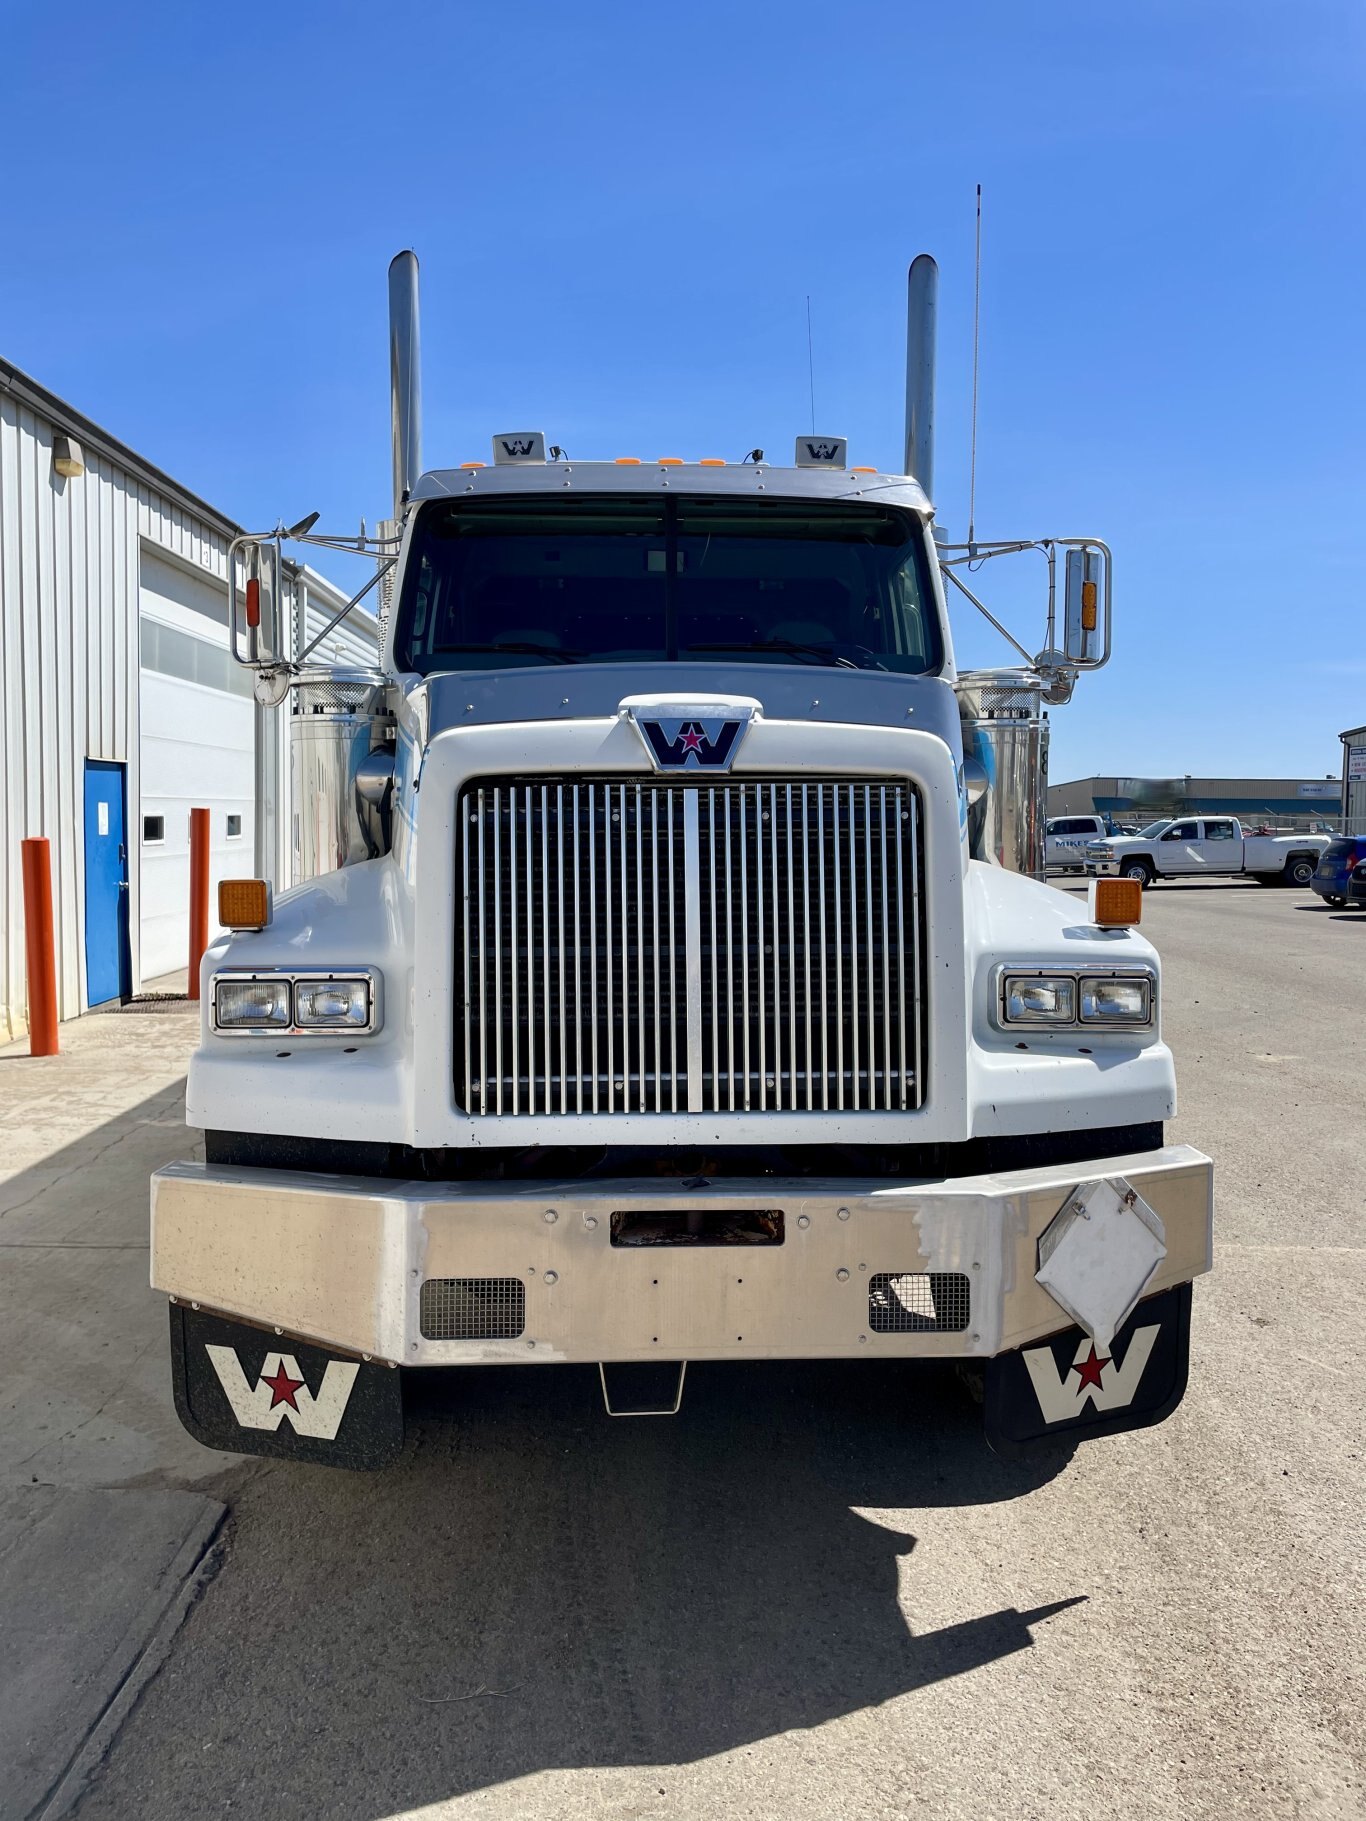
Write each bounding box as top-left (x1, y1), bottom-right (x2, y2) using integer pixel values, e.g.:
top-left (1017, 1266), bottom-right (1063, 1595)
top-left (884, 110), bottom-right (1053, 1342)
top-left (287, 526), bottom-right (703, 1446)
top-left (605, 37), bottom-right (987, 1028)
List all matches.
top-left (544, 1270), bottom-right (558, 1285)
top-left (836, 1268), bottom-right (850, 1282)
top-left (837, 1207), bottom-right (850, 1222)
top-left (584, 1214), bottom-right (598, 1230)
top-left (544, 1209), bottom-right (558, 1224)
top-left (797, 1214), bottom-right (810, 1229)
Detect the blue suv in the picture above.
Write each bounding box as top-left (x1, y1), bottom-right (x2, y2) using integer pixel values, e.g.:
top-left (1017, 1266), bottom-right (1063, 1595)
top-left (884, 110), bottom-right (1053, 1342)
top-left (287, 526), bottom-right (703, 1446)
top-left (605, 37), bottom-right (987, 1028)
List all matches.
top-left (1311, 835), bottom-right (1366, 907)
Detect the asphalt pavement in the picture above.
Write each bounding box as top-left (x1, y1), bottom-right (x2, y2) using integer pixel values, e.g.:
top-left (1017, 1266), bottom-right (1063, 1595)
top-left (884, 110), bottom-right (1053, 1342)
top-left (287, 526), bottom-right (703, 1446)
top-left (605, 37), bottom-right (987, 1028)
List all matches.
top-left (8, 886), bottom-right (1364, 1821)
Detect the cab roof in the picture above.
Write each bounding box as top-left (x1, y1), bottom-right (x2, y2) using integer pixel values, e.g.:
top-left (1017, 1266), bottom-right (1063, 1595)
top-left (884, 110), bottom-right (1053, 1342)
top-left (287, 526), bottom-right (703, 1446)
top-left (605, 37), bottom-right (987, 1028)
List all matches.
top-left (409, 460), bottom-right (933, 517)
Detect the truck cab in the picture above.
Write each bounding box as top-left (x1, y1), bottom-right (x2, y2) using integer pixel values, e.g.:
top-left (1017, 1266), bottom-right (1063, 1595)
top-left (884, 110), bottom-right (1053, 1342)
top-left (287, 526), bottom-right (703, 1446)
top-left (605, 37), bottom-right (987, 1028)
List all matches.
top-left (150, 254), bottom-right (1213, 1466)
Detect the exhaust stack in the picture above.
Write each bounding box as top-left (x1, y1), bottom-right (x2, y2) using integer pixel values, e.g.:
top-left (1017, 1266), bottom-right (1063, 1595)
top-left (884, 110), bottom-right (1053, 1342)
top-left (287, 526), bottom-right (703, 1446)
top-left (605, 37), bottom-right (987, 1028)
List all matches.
top-left (388, 250), bottom-right (422, 518)
top-left (904, 253), bottom-right (938, 499)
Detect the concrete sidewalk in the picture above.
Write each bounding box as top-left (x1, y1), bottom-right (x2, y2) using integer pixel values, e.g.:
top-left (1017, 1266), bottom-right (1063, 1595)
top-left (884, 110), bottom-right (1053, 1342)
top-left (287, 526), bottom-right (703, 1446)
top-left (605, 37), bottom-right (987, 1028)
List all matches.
top-left (0, 996), bottom-right (234, 1820)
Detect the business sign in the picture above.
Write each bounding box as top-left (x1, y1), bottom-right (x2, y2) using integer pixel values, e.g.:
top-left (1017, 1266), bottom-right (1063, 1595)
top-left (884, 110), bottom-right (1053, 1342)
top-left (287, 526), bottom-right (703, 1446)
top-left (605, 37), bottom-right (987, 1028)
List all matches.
top-left (1348, 748), bottom-right (1366, 782)
top-left (1297, 782), bottom-right (1339, 799)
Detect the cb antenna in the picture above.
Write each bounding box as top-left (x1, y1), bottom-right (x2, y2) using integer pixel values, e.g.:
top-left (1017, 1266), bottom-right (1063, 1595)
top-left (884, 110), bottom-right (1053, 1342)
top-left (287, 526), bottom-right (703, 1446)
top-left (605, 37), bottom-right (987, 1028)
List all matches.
top-left (968, 183), bottom-right (982, 552)
top-left (805, 295), bottom-right (816, 434)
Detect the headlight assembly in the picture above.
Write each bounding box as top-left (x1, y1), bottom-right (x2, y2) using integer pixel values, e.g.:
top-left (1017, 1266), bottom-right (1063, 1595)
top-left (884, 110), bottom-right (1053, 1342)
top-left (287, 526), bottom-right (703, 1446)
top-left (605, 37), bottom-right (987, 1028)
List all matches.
top-left (213, 977), bottom-right (292, 1030)
top-left (294, 978), bottom-right (372, 1028)
top-left (1002, 974), bottom-right (1077, 1024)
top-left (211, 969), bottom-right (381, 1036)
top-left (1080, 975), bottom-right (1151, 1024)
top-left (995, 966), bottom-right (1154, 1031)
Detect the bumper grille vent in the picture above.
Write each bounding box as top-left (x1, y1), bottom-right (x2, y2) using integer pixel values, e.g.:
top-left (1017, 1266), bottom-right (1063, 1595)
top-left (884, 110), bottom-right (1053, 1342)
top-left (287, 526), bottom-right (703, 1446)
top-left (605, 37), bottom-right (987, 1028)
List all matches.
top-left (420, 1277), bottom-right (526, 1340)
top-left (867, 1272), bottom-right (971, 1333)
top-left (456, 777), bottom-right (924, 1118)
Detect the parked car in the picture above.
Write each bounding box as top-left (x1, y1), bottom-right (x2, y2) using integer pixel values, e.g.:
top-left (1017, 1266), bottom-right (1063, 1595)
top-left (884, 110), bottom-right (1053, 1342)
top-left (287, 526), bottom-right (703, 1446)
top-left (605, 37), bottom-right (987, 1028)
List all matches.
top-left (1347, 861), bottom-right (1366, 909)
top-left (1311, 835), bottom-right (1366, 907)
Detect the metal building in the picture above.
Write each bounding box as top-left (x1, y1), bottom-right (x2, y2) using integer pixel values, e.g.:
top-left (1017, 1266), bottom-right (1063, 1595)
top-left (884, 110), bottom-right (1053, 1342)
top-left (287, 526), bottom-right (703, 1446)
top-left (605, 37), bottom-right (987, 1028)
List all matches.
top-left (1048, 773), bottom-right (1342, 833)
top-left (1341, 726), bottom-right (1366, 837)
top-left (0, 359), bottom-right (376, 1040)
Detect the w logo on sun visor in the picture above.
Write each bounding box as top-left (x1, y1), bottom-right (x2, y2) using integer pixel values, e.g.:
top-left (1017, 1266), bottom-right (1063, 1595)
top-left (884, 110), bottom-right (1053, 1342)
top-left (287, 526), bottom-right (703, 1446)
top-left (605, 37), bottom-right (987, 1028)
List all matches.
top-left (637, 718), bottom-right (748, 771)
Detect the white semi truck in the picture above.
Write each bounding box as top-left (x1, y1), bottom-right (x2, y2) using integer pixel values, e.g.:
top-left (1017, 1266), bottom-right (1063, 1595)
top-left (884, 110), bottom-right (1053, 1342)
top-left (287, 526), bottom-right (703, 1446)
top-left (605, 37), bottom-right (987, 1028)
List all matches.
top-left (151, 253), bottom-right (1213, 1465)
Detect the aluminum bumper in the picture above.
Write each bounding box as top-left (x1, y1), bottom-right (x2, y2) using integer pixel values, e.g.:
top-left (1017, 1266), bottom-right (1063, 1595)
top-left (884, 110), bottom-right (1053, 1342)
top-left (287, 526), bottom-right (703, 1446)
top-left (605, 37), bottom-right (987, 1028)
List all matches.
top-left (151, 1145), bottom-right (1212, 1366)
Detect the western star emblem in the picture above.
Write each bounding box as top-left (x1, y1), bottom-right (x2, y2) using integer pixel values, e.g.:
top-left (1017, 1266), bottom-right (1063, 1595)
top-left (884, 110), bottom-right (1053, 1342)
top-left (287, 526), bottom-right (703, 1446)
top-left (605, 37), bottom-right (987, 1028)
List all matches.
top-left (205, 1344), bottom-right (359, 1439)
top-left (635, 717), bottom-right (747, 770)
top-left (1024, 1325), bottom-right (1160, 1424)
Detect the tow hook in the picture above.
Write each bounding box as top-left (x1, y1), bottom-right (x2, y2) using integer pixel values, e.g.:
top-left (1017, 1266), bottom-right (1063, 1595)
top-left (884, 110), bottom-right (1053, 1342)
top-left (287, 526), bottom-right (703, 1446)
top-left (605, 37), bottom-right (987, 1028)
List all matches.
top-left (598, 1361), bottom-right (688, 1417)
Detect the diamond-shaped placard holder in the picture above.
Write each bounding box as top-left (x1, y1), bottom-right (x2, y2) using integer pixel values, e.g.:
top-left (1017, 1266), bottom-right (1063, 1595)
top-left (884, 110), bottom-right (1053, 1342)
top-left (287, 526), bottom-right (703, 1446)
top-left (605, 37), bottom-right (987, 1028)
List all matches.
top-left (1036, 1176), bottom-right (1167, 1348)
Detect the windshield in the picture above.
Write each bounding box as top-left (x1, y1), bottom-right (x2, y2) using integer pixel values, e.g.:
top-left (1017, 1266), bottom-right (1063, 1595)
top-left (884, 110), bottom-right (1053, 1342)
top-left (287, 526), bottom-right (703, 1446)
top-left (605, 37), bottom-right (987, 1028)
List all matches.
top-left (394, 495), bottom-right (942, 675)
top-left (1137, 819), bottom-right (1173, 839)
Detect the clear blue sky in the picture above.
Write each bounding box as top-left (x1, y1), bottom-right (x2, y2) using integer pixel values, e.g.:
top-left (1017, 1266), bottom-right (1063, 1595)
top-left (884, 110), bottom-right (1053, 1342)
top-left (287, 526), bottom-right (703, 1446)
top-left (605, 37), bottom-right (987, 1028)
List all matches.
top-left (5, 0), bottom-right (1363, 784)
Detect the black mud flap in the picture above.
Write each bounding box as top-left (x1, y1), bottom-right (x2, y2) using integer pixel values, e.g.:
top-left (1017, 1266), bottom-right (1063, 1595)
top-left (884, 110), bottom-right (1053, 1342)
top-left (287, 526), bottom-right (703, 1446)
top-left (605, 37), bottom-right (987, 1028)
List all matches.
top-left (169, 1303), bottom-right (404, 1470)
top-left (984, 1282), bottom-right (1192, 1458)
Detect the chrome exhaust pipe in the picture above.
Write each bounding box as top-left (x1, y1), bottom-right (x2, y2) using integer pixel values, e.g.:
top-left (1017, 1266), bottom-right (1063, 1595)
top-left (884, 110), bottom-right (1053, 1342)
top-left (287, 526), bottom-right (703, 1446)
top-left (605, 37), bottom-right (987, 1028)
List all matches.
top-left (388, 250), bottom-right (422, 518)
top-left (904, 253), bottom-right (938, 499)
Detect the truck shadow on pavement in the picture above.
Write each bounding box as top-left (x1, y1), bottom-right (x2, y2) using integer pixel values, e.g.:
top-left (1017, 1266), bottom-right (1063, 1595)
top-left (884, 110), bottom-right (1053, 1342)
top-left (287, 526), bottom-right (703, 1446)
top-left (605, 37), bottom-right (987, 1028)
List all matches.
top-left (79, 1361), bottom-right (1082, 1819)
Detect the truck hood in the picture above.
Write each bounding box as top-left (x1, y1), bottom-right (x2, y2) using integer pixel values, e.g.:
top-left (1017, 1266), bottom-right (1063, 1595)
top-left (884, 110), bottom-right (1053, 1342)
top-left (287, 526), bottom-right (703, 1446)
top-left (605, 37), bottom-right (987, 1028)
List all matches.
top-left (398, 662), bottom-right (965, 756)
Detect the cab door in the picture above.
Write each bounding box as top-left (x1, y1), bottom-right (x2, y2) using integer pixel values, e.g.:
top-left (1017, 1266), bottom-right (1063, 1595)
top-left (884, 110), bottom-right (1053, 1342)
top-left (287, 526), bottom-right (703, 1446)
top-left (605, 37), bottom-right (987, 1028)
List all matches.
top-left (1197, 818), bottom-right (1242, 873)
top-left (1156, 819), bottom-right (1203, 874)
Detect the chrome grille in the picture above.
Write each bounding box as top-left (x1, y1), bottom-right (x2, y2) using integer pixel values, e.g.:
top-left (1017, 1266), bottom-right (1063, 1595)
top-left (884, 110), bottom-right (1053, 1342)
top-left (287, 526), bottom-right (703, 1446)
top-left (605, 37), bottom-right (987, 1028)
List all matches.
top-left (868, 1272), bottom-right (971, 1333)
top-left (420, 1277), bottom-right (526, 1340)
top-left (456, 777), bottom-right (924, 1116)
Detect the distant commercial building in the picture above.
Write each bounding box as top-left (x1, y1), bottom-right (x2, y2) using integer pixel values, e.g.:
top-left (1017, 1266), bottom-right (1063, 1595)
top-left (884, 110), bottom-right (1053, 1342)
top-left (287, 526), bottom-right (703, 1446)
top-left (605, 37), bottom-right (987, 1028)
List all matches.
top-left (1341, 726), bottom-right (1366, 837)
top-left (1048, 775), bottom-right (1341, 833)
top-left (0, 358), bottom-right (376, 1039)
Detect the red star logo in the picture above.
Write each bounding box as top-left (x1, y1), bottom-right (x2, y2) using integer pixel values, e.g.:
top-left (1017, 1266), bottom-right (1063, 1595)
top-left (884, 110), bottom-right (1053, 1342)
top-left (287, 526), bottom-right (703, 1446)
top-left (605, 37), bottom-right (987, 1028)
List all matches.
top-left (1071, 1344), bottom-right (1110, 1392)
top-left (679, 727), bottom-right (704, 753)
top-left (260, 1360), bottom-right (305, 1411)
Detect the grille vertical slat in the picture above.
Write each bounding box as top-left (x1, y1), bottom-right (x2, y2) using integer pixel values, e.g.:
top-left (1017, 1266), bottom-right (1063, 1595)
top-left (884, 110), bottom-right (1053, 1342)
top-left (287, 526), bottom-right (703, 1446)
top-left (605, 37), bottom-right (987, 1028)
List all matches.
top-left (456, 777), bottom-right (923, 1117)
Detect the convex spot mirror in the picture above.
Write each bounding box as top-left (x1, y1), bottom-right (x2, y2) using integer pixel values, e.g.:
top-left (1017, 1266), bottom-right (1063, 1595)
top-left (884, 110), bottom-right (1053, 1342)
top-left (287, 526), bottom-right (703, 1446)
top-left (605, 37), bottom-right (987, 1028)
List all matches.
top-left (1063, 543), bottom-right (1110, 667)
top-left (228, 535), bottom-right (283, 667)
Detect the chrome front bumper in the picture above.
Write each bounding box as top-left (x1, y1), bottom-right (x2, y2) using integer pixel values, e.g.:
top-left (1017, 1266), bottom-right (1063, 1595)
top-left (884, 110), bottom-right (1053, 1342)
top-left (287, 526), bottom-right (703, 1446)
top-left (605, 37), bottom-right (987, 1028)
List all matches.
top-left (151, 1145), bottom-right (1212, 1366)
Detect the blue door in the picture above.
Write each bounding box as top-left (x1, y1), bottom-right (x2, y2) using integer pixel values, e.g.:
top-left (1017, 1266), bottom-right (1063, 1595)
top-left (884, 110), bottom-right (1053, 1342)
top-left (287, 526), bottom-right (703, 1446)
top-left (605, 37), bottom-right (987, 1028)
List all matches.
top-left (84, 760), bottom-right (131, 1006)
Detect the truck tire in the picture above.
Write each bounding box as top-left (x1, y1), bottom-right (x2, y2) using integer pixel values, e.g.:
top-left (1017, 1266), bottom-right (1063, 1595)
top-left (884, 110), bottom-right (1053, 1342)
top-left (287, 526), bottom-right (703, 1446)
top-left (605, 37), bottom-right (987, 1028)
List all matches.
top-left (1119, 858), bottom-right (1154, 886)
top-left (1283, 854), bottom-right (1317, 889)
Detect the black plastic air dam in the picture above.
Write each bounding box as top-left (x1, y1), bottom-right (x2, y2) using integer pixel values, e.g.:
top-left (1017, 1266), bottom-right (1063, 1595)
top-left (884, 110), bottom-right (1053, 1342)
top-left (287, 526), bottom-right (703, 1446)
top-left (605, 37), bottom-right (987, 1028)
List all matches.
top-left (203, 1122), bottom-right (1165, 1183)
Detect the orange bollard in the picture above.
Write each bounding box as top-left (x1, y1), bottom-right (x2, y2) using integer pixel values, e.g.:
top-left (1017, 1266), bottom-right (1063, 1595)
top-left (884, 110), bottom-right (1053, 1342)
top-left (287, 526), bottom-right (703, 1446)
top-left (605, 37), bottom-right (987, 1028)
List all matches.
top-left (188, 807), bottom-right (211, 1000)
top-left (21, 837), bottom-right (59, 1056)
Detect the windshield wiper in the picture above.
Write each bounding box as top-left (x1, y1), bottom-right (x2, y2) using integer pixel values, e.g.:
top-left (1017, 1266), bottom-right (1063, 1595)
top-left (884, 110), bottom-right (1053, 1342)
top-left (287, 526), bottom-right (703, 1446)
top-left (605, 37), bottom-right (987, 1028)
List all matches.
top-left (684, 638), bottom-right (866, 670)
top-left (433, 641), bottom-right (581, 665)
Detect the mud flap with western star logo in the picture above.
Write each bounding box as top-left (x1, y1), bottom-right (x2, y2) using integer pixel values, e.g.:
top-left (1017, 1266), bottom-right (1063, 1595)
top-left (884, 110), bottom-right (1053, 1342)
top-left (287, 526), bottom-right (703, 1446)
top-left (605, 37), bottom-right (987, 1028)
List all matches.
top-left (983, 1283), bottom-right (1192, 1458)
top-left (169, 1303), bottom-right (403, 1469)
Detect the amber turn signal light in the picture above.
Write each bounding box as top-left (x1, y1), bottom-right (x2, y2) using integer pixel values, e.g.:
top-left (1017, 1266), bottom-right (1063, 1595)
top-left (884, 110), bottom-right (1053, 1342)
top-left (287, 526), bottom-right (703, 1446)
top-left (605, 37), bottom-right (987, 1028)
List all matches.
top-left (219, 878), bottom-right (271, 931)
top-left (1089, 877), bottom-right (1141, 928)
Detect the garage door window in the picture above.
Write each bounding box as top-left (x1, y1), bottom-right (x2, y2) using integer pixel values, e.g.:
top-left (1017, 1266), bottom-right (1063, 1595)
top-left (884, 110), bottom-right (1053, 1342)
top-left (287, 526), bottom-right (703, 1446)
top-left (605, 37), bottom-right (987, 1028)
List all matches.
top-left (140, 618), bottom-right (254, 699)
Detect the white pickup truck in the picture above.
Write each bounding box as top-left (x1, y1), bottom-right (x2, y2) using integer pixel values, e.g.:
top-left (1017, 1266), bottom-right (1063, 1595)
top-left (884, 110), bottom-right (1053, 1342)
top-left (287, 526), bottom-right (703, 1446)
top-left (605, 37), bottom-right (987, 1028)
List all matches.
top-left (1046, 813), bottom-right (1117, 873)
top-left (1086, 817), bottom-right (1329, 888)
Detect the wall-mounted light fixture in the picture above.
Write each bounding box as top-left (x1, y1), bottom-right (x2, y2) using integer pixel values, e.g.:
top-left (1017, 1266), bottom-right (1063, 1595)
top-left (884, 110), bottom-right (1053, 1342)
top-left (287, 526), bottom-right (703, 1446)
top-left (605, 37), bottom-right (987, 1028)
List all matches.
top-left (52, 435), bottom-right (84, 478)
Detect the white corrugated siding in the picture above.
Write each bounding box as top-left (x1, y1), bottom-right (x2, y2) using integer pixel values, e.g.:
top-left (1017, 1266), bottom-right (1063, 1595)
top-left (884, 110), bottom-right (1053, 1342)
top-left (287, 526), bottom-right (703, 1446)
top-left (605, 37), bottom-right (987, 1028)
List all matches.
top-left (0, 379), bottom-right (376, 1039)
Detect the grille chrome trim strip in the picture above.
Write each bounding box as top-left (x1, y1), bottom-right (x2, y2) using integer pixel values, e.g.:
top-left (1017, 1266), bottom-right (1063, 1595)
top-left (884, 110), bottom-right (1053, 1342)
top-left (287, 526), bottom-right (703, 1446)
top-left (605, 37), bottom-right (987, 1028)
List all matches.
top-left (683, 790), bottom-right (703, 1111)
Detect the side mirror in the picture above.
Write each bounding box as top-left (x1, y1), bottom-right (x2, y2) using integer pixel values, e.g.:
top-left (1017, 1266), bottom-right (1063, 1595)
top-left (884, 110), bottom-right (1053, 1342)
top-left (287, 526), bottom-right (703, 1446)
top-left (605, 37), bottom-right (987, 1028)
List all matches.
top-left (1063, 543), bottom-right (1110, 667)
top-left (228, 535), bottom-right (283, 667)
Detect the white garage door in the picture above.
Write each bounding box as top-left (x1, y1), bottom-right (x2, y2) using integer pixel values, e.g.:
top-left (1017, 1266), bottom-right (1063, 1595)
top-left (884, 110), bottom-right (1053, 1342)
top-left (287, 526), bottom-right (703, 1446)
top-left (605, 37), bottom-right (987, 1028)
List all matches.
top-left (138, 549), bottom-right (256, 984)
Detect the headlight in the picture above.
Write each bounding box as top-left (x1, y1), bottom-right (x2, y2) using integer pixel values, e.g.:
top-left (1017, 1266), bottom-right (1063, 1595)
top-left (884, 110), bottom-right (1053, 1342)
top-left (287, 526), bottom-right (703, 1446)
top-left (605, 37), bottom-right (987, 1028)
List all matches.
top-left (1080, 975), bottom-right (1151, 1023)
top-left (214, 977), bottom-right (291, 1030)
top-left (1087, 844), bottom-right (1114, 860)
top-left (293, 977), bottom-right (372, 1028)
top-left (211, 969), bottom-right (381, 1035)
top-left (1002, 974), bottom-right (1077, 1024)
top-left (994, 966), bottom-right (1154, 1030)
